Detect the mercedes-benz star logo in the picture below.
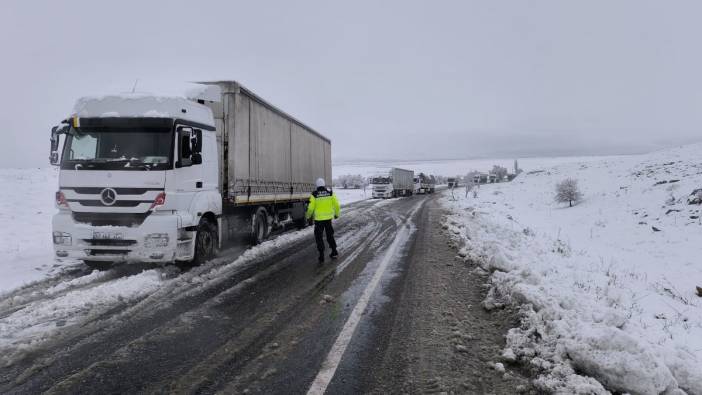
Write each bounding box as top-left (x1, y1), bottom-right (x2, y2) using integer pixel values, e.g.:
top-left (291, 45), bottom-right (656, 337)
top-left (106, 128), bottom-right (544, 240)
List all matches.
top-left (100, 188), bottom-right (117, 206)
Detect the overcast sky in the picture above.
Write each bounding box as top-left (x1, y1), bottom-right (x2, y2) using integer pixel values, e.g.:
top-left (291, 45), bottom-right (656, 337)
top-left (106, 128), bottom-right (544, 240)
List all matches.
top-left (2, 0), bottom-right (701, 167)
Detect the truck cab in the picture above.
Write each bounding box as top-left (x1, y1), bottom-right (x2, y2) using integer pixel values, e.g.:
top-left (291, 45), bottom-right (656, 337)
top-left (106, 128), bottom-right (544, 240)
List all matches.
top-left (50, 93), bottom-right (222, 269)
top-left (371, 175), bottom-right (393, 199)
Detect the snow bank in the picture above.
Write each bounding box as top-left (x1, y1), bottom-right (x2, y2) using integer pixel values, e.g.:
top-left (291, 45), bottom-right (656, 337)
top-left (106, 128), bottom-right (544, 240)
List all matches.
top-left (442, 143), bottom-right (702, 394)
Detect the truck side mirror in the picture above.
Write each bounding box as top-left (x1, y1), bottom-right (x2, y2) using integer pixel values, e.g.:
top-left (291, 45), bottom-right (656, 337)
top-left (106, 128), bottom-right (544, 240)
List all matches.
top-left (193, 129), bottom-right (203, 153)
top-left (49, 125), bottom-right (62, 166)
top-left (191, 152), bottom-right (202, 165)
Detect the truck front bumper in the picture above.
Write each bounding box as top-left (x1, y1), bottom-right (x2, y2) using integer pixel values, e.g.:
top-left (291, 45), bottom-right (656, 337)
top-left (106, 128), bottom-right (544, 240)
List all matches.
top-left (52, 211), bottom-right (194, 263)
top-left (372, 190), bottom-right (392, 199)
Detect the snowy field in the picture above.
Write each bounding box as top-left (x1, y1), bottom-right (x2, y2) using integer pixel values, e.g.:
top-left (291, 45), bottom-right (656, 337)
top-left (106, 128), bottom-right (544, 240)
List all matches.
top-left (442, 143), bottom-right (702, 394)
top-left (0, 168), bottom-right (68, 294)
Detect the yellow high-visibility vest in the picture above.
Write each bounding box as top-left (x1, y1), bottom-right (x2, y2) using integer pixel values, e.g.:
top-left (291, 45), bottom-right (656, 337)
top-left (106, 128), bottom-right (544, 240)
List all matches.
top-left (306, 188), bottom-right (340, 221)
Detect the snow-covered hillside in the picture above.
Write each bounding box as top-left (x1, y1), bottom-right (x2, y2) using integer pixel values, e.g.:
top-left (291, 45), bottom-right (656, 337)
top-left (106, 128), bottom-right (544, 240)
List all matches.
top-left (442, 143), bottom-right (702, 394)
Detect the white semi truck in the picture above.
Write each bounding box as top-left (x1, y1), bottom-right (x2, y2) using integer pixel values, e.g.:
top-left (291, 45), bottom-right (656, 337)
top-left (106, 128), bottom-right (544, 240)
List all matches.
top-left (49, 81), bottom-right (331, 269)
top-left (370, 168), bottom-right (414, 198)
top-left (413, 173), bottom-right (436, 194)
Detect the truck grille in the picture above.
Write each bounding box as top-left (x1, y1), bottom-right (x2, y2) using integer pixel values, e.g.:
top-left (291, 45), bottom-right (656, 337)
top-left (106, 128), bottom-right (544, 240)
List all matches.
top-left (74, 200), bottom-right (145, 208)
top-left (67, 187), bottom-right (162, 195)
top-left (86, 249), bottom-right (130, 256)
top-left (72, 212), bottom-right (150, 227)
top-left (82, 239), bottom-right (137, 247)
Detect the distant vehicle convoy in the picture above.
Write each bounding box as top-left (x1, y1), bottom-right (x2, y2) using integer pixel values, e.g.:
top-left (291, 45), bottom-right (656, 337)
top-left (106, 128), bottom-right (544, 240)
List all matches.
top-left (49, 81), bottom-right (330, 269)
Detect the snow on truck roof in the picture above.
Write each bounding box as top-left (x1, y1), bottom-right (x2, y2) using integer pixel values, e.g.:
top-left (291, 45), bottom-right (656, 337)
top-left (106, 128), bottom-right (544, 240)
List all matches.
top-left (72, 93), bottom-right (215, 128)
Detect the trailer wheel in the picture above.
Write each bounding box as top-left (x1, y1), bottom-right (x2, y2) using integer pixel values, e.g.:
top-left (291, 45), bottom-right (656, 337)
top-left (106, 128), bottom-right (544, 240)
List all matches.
top-left (193, 219), bottom-right (217, 265)
top-left (252, 210), bottom-right (268, 245)
top-left (83, 260), bottom-right (113, 271)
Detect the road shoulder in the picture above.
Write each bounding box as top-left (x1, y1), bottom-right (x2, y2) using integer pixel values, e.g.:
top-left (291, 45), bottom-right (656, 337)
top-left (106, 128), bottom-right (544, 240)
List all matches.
top-left (363, 196), bottom-right (534, 393)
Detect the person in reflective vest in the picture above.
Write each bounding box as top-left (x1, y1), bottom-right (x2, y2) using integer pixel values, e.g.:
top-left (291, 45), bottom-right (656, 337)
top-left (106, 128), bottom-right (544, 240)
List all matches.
top-left (305, 178), bottom-right (340, 263)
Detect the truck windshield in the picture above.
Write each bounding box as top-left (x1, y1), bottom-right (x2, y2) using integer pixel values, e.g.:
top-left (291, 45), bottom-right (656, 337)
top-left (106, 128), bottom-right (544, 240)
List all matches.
top-left (61, 127), bottom-right (172, 170)
top-left (371, 177), bottom-right (391, 184)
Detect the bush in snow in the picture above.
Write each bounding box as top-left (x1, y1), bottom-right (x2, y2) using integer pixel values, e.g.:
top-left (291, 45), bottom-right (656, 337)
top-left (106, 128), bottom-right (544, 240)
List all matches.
top-left (688, 188), bottom-right (702, 205)
top-left (333, 174), bottom-right (366, 189)
top-left (555, 178), bottom-right (583, 207)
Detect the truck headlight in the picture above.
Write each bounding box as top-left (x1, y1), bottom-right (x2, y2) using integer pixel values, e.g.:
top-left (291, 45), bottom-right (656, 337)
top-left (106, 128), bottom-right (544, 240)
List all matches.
top-left (52, 231), bottom-right (72, 246)
top-left (145, 233), bottom-right (169, 247)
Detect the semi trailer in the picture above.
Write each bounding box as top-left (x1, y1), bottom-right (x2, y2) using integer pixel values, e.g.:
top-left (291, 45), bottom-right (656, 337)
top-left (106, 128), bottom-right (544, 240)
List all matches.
top-left (370, 168), bottom-right (414, 198)
top-left (49, 81), bottom-right (331, 269)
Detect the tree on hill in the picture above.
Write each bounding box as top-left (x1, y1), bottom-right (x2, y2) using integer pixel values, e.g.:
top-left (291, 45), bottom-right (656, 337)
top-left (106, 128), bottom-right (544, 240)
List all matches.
top-left (491, 165), bottom-right (508, 182)
top-left (555, 178), bottom-right (583, 207)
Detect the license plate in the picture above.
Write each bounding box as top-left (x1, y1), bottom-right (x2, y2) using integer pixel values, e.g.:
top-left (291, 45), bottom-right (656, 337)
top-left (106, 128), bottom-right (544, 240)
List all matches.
top-left (93, 231), bottom-right (124, 240)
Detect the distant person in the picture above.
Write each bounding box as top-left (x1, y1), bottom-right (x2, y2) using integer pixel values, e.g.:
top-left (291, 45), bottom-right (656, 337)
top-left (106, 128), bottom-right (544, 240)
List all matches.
top-left (306, 178), bottom-right (340, 264)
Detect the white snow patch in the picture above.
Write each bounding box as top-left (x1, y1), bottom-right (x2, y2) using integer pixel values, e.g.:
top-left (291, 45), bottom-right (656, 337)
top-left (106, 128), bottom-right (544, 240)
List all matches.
top-left (73, 94), bottom-right (214, 127)
top-left (0, 168), bottom-right (75, 295)
top-left (333, 188), bottom-right (370, 205)
top-left (0, 269), bottom-right (165, 364)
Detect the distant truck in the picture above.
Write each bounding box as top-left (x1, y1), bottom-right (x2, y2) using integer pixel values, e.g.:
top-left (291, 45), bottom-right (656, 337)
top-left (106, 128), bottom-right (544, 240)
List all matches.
top-left (49, 81), bottom-right (330, 269)
top-left (371, 168), bottom-right (414, 198)
top-left (447, 177), bottom-right (460, 188)
top-left (414, 173), bottom-right (436, 194)
top-left (473, 173), bottom-right (488, 184)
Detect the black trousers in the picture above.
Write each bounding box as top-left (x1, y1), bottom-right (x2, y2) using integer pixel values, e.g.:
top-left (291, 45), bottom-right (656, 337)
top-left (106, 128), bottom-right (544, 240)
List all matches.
top-left (314, 220), bottom-right (337, 256)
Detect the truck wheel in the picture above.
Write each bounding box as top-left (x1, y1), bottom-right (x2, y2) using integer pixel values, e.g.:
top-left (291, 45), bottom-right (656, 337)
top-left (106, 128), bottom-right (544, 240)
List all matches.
top-left (193, 219), bottom-right (217, 265)
top-left (252, 210), bottom-right (268, 245)
top-left (83, 260), bottom-right (113, 271)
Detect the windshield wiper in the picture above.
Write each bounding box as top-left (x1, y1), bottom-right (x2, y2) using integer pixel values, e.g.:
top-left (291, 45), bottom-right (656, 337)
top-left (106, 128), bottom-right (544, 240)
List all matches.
top-left (106, 156), bottom-right (129, 162)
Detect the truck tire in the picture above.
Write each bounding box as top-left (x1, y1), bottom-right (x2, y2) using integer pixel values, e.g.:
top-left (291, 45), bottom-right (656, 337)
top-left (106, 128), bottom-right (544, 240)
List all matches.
top-left (83, 260), bottom-right (113, 271)
top-left (252, 209), bottom-right (268, 245)
top-left (193, 219), bottom-right (217, 266)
